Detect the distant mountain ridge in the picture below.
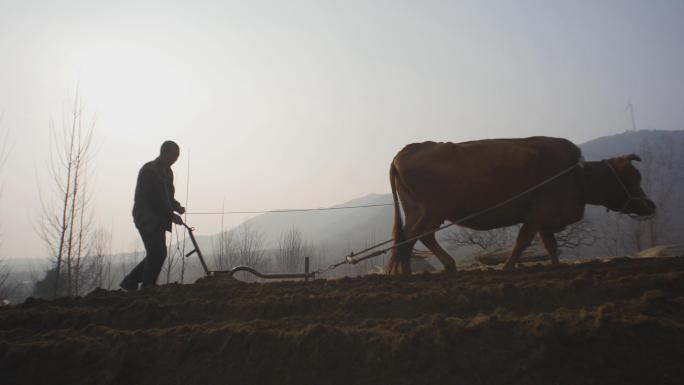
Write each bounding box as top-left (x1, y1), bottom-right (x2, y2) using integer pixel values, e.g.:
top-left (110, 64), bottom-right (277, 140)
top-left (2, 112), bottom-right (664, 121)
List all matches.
top-left (580, 129), bottom-right (684, 160)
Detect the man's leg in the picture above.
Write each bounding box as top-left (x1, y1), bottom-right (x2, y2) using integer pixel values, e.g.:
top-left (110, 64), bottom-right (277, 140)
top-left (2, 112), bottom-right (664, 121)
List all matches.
top-left (141, 229), bottom-right (167, 287)
top-left (119, 242), bottom-right (150, 291)
top-left (120, 259), bottom-right (144, 291)
top-left (126, 259), bottom-right (146, 284)
top-left (120, 228), bottom-right (166, 291)
top-left (120, 229), bottom-right (154, 291)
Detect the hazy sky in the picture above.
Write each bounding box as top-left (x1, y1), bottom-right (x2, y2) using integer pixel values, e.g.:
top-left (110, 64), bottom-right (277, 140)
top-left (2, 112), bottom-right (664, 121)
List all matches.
top-left (1, 0), bottom-right (683, 258)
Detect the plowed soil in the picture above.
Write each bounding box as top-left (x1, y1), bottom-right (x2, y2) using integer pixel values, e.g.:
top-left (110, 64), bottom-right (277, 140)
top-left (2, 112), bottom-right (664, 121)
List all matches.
top-left (2, 257), bottom-right (684, 385)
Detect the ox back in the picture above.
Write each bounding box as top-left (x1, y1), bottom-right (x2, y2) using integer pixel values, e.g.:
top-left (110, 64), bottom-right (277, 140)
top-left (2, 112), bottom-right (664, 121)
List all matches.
top-left (392, 136), bottom-right (584, 231)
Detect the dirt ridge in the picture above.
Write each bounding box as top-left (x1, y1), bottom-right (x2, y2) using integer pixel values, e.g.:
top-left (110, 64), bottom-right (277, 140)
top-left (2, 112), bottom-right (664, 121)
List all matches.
top-left (2, 257), bottom-right (683, 385)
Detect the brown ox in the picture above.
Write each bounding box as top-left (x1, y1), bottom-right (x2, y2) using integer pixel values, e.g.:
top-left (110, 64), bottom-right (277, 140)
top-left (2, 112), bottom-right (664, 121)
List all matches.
top-left (388, 136), bottom-right (656, 274)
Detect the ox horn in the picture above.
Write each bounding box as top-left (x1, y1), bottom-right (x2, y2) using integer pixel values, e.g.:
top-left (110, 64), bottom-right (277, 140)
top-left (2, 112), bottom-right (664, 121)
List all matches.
top-left (625, 154), bottom-right (641, 162)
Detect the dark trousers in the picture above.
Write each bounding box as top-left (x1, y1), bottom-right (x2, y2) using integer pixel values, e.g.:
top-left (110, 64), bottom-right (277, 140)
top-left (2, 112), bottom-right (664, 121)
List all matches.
top-left (126, 228), bottom-right (167, 287)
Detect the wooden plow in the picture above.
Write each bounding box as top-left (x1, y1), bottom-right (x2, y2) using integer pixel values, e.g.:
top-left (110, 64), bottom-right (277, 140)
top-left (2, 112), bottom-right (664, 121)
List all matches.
top-left (183, 224), bottom-right (315, 281)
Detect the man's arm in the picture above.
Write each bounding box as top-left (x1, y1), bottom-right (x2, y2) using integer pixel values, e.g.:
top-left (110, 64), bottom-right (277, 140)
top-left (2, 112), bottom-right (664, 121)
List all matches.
top-left (169, 169), bottom-right (185, 214)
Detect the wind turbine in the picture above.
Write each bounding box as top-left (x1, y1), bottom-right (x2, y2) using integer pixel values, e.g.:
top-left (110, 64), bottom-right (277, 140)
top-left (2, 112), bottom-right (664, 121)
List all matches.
top-left (626, 102), bottom-right (637, 131)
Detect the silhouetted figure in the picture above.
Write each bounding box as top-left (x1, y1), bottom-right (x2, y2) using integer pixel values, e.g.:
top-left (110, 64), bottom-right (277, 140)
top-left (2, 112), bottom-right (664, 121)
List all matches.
top-left (120, 141), bottom-right (185, 291)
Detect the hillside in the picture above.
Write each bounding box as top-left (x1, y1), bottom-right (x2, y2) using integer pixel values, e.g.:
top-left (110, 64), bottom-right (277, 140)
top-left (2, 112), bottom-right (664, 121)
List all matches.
top-left (580, 129), bottom-right (684, 160)
top-left (242, 193), bottom-right (394, 249)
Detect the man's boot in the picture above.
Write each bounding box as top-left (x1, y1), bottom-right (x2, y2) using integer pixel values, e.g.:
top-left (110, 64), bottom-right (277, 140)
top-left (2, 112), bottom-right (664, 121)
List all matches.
top-left (119, 276), bottom-right (139, 291)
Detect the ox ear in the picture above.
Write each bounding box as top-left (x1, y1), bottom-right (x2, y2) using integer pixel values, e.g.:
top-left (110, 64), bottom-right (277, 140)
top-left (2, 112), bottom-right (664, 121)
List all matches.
top-left (625, 154), bottom-right (641, 162)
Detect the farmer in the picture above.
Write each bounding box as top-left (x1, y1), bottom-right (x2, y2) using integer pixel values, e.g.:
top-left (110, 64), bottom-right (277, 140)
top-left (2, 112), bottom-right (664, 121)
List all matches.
top-left (120, 140), bottom-right (185, 291)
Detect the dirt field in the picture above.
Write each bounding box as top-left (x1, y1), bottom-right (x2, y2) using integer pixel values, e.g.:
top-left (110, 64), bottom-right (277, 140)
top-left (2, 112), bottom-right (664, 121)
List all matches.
top-left (2, 257), bottom-right (684, 385)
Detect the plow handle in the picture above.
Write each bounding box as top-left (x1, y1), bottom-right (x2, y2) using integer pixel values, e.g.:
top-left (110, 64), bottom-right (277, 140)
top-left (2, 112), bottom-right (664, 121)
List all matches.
top-left (183, 224), bottom-right (211, 277)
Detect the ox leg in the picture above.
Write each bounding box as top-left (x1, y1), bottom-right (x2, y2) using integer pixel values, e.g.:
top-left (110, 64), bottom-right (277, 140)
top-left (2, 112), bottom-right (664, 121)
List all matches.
top-left (503, 222), bottom-right (539, 270)
top-left (539, 232), bottom-right (560, 265)
top-left (394, 213), bottom-right (420, 275)
top-left (395, 238), bottom-right (417, 275)
top-left (420, 233), bottom-right (457, 273)
top-left (396, 209), bottom-right (437, 275)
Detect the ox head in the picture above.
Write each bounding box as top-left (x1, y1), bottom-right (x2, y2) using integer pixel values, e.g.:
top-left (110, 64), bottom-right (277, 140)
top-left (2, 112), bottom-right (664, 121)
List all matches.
top-left (601, 154), bottom-right (656, 218)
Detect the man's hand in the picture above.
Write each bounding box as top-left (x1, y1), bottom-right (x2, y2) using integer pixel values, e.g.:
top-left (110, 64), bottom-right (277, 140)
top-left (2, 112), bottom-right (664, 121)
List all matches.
top-left (172, 214), bottom-right (184, 225)
top-left (176, 206), bottom-right (186, 215)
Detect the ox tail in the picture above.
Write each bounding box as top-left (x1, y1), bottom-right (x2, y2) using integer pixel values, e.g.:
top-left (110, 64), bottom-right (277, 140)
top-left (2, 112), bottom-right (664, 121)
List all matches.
top-left (387, 161), bottom-right (408, 275)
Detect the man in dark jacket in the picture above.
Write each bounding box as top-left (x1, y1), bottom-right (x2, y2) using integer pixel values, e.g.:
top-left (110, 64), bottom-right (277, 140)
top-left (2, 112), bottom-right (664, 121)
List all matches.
top-left (120, 140), bottom-right (185, 291)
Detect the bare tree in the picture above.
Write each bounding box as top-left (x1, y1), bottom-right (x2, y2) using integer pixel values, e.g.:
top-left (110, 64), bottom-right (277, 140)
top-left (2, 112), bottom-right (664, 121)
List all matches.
top-left (308, 244), bottom-right (325, 276)
top-left (624, 136), bottom-right (684, 251)
top-left (234, 223), bottom-right (267, 269)
top-left (178, 155), bottom-right (190, 283)
top-left (275, 228), bottom-right (312, 272)
top-left (86, 228), bottom-right (113, 289)
top-left (211, 205), bottom-right (239, 271)
top-left (446, 221), bottom-right (596, 254)
top-left (118, 239), bottom-right (144, 286)
top-left (163, 226), bottom-right (180, 284)
top-left (586, 134), bottom-right (684, 256)
top-left (0, 257), bottom-right (12, 302)
top-left (353, 233), bottom-right (386, 275)
top-left (446, 225), bottom-right (519, 251)
top-left (212, 229), bottom-right (237, 270)
top-left (209, 223), bottom-right (268, 280)
top-left (592, 209), bottom-right (631, 256)
top-left (0, 114), bottom-right (8, 206)
top-left (72, 173), bottom-right (94, 295)
top-left (36, 93), bottom-right (96, 297)
top-left (0, 117), bottom-right (11, 300)
top-left (555, 220), bottom-right (598, 249)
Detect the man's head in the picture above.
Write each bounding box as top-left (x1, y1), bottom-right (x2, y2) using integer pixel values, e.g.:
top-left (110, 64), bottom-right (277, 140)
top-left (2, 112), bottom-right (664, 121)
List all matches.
top-left (159, 140), bottom-right (180, 167)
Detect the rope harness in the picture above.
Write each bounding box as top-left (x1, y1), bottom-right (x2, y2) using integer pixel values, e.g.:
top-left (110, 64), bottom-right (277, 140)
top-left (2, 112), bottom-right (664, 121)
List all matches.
top-left (602, 160), bottom-right (655, 221)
